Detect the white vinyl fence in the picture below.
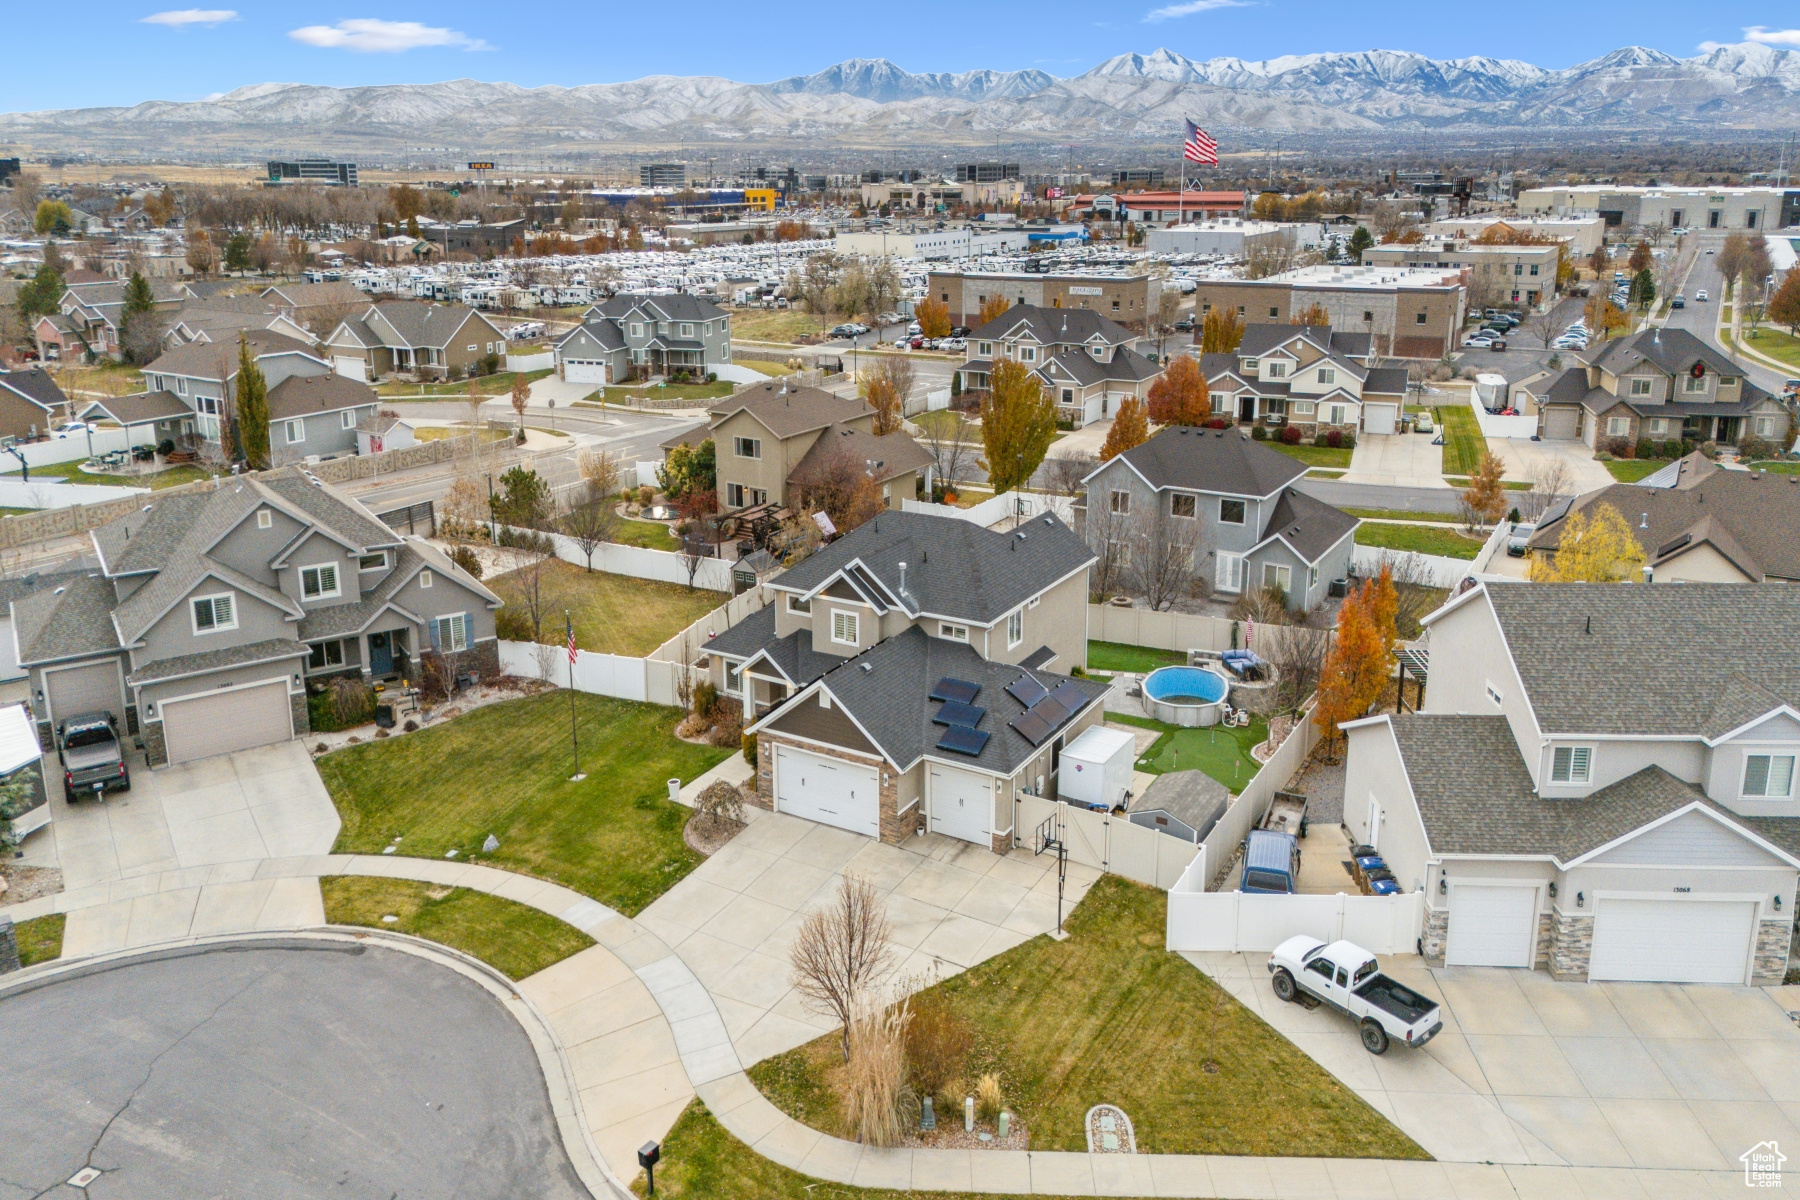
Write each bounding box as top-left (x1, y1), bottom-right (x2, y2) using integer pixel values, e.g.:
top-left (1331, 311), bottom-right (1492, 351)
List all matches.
top-left (1087, 605), bottom-right (1243, 654)
top-left (497, 525), bottom-right (736, 592)
top-left (1468, 392), bottom-right (1539, 439)
top-left (1015, 793), bottom-right (1199, 890)
top-left (506, 350), bottom-right (556, 373)
top-left (1351, 519), bottom-right (1512, 590)
top-left (0, 478), bottom-right (149, 509)
top-left (1166, 886), bottom-right (1424, 955)
top-left (0, 427), bottom-right (158, 472)
top-left (902, 490), bottom-right (1075, 528)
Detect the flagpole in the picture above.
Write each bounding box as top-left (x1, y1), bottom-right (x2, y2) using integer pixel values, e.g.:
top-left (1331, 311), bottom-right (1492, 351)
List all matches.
top-left (567, 610), bottom-right (584, 782)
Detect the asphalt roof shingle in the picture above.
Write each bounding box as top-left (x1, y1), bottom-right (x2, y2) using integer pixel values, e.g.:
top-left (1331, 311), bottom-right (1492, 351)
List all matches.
top-left (1101, 425), bottom-right (1307, 498)
top-left (12, 573), bottom-right (123, 664)
top-left (266, 373), bottom-right (378, 420)
top-left (707, 383), bottom-right (871, 440)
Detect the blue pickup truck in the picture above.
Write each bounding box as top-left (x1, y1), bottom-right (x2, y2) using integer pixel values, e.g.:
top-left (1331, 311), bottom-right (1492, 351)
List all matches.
top-left (1240, 828), bottom-right (1300, 894)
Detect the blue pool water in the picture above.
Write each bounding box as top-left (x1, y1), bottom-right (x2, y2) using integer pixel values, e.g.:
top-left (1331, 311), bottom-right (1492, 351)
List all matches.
top-left (1142, 665), bottom-right (1228, 705)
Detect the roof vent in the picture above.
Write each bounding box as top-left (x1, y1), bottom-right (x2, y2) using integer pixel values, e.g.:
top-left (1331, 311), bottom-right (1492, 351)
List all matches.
top-left (860, 662), bottom-right (872, 673)
top-left (53, 586), bottom-right (64, 595)
top-left (1640, 512), bottom-right (1648, 529)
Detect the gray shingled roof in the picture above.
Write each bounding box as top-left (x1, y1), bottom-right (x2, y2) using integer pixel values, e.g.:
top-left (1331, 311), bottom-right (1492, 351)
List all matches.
top-left (1101, 425), bottom-right (1307, 498)
top-left (127, 638), bottom-right (308, 685)
top-left (0, 368), bottom-right (68, 412)
top-left (787, 424), bottom-right (934, 487)
top-left (1362, 367), bottom-right (1411, 396)
top-left (775, 509), bottom-right (1094, 626)
top-left (1260, 488), bottom-right (1358, 563)
top-left (144, 329), bottom-right (316, 380)
top-left (1129, 768), bottom-right (1230, 834)
top-left (591, 293), bottom-right (726, 324)
top-left (706, 607), bottom-right (847, 688)
top-left (1387, 713), bottom-right (1782, 862)
top-left (267, 373), bottom-right (377, 420)
top-left (115, 552), bottom-right (299, 645)
top-left (970, 305), bottom-right (1133, 346)
top-left (1235, 324), bottom-right (1333, 358)
top-left (1476, 584), bottom-right (1800, 737)
top-left (793, 625), bottom-right (1109, 776)
top-left (12, 573), bottom-right (122, 665)
top-left (1588, 326), bottom-right (1735, 380)
top-left (367, 301), bottom-right (489, 349)
top-left (708, 382), bottom-right (870, 440)
top-left (78, 390), bottom-right (191, 425)
top-left (296, 540), bottom-right (497, 641)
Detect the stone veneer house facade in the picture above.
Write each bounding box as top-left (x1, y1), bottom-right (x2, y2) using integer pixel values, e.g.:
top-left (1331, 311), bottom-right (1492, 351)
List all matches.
top-left (1198, 323), bottom-right (1411, 439)
top-left (709, 511), bottom-right (1107, 853)
top-left (11, 469), bottom-right (500, 767)
top-left (1341, 583), bottom-right (1800, 986)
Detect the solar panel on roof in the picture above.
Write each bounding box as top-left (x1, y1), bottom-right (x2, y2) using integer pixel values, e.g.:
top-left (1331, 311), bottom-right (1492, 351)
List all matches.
top-left (1045, 681), bottom-right (1086, 714)
top-left (929, 678), bottom-right (980, 704)
top-left (1009, 711), bottom-right (1055, 746)
top-left (1027, 695), bottom-right (1071, 728)
top-left (933, 700), bottom-right (986, 728)
top-left (936, 726), bottom-right (990, 756)
top-left (1006, 675), bottom-right (1048, 708)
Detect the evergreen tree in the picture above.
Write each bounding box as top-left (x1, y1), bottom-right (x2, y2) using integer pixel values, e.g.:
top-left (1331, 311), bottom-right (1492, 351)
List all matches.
top-left (1345, 225), bottom-right (1375, 259)
top-left (223, 232), bottom-right (253, 274)
top-left (123, 271), bottom-right (155, 317)
top-left (234, 335), bottom-right (271, 470)
top-left (15, 259), bottom-right (65, 321)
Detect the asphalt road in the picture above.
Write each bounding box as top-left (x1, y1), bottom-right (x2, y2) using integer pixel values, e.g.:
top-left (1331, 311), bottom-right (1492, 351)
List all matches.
top-left (0, 941), bottom-right (589, 1199)
top-left (1294, 478), bottom-right (1467, 514)
top-left (1663, 233), bottom-right (1789, 395)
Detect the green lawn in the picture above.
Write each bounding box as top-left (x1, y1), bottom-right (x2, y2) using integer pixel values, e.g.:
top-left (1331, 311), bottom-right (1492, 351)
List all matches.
top-left (609, 517), bottom-right (681, 552)
top-left (1355, 522), bottom-right (1485, 560)
top-left (1738, 326), bottom-right (1800, 368)
top-left (1603, 458), bottom-right (1676, 483)
top-left (603, 381), bottom-right (736, 404)
top-left (1749, 460), bottom-right (1800, 475)
top-left (749, 877), bottom-right (1427, 1160)
top-left (1433, 404), bottom-right (1486, 476)
top-left (1107, 711), bottom-right (1267, 793)
top-left (1307, 468), bottom-right (1347, 479)
top-left (16, 913), bottom-right (64, 967)
top-left (487, 557), bottom-right (723, 656)
top-left (1342, 507), bottom-right (1461, 522)
top-left (912, 410), bottom-right (978, 441)
top-left (321, 876), bottom-right (593, 980)
top-left (1442, 476), bottom-right (1531, 491)
top-left (735, 359), bottom-right (795, 378)
top-left (1087, 639), bottom-right (1184, 674)
top-left (1267, 441), bottom-right (1353, 468)
top-left (321, 692), bottom-right (729, 914)
top-left (728, 308), bottom-right (827, 344)
top-left (13, 460), bottom-right (218, 490)
top-left (376, 368), bottom-right (554, 398)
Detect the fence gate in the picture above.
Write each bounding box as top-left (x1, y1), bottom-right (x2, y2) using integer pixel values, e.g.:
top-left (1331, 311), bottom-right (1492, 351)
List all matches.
top-left (376, 500), bottom-right (436, 537)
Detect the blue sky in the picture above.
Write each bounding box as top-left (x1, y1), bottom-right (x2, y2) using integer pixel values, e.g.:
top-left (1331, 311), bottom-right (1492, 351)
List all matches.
top-left (3, 2), bottom-right (1796, 112)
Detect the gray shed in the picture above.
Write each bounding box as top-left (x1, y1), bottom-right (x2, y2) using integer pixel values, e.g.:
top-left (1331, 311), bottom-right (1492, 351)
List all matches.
top-left (1127, 770), bottom-right (1230, 844)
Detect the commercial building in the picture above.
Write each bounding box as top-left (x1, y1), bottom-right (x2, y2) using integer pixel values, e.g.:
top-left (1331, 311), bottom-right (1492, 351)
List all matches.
top-left (1428, 216), bottom-right (1606, 257)
top-left (639, 162), bottom-right (687, 188)
top-left (928, 269), bottom-right (1160, 331)
top-left (861, 180), bottom-right (967, 211)
top-left (1089, 190), bottom-right (1245, 226)
top-left (1146, 218), bottom-right (1293, 257)
top-left (955, 163), bottom-right (1019, 183)
top-left (266, 159), bottom-right (358, 187)
top-left (1192, 265), bottom-right (1468, 360)
top-left (1516, 185), bottom-right (1800, 233)
top-left (1110, 168), bottom-right (1166, 187)
top-left (1361, 239), bottom-right (1561, 308)
top-left (835, 228), bottom-right (1027, 260)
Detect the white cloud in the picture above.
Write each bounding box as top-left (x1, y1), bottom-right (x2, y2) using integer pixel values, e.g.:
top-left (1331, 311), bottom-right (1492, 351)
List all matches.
top-left (140, 9), bottom-right (238, 27)
top-left (1143, 0), bottom-right (1249, 22)
top-left (287, 18), bottom-right (490, 53)
top-left (1743, 26), bottom-right (1800, 47)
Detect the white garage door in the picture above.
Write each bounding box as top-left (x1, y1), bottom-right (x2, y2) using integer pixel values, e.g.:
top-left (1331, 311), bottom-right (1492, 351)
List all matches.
top-left (162, 679), bottom-right (293, 765)
top-left (1447, 883), bottom-right (1538, 967)
top-left (564, 360), bottom-right (608, 384)
top-left (332, 355), bottom-right (367, 382)
top-left (775, 745), bottom-right (879, 838)
top-left (1590, 898), bottom-right (1756, 984)
top-left (1542, 406), bottom-right (1580, 440)
top-left (928, 764), bottom-right (992, 846)
top-left (1362, 403), bottom-right (1398, 436)
top-left (45, 660), bottom-right (123, 725)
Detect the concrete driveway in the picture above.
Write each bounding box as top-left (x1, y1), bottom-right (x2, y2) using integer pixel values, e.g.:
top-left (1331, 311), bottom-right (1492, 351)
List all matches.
top-left (1192, 952), bottom-right (1800, 1170)
top-left (17, 741), bottom-right (340, 892)
top-left (1343, 432), bottom-right (1449, 488)
top-left (1486, 435), bottom-right (1616, 491)
top-left (639, 812), bottom-right (1099, 1067)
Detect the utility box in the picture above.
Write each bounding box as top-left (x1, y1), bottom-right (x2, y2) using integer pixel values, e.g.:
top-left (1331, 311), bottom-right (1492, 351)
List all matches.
top-left (1058, 725), bottom-right (1137, 811)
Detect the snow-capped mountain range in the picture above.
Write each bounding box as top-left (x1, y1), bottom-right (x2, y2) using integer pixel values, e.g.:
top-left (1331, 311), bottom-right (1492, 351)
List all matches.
top-left (6, 44), bottom-right (1800, 156)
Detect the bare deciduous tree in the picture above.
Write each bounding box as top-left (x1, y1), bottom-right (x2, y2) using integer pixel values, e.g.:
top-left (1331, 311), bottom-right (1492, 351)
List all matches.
top-left (1524, 456), bottom-right (1574, 521)
top-left (1084, 495), bottom-right (1133, 601)
top-left (497, 535), bottom-right (562, 644)
top-left (1131, 507), bottom-right (1204, 611)
top-left (561, 494), bottom-right (616, 571)
top-left (920, 409), bottom-right (976, 496)
top-left (789, 873), bottom-right (896, 1062)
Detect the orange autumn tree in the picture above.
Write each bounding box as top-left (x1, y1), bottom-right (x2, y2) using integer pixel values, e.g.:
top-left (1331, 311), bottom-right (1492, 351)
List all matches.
top-left (976, 293), bottom-right (1012, 326)
top-left (915, 298), bottom-right (951, 339)
top-left (1146, 354), bottom-right (1211, 426)
top-left (1364, 562), bottom-right (1400, 659)
top-left (1100, 396), bottom-right (1149, 460)
top-left (1314, 578), bottom-right (1396, 759)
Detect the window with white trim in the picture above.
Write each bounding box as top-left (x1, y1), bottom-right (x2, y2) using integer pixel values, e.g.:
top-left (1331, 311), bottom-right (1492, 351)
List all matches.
top-left (1650, 418), bottom-right (1668, 434)
top-left (1170, 493), bottom-right (1195, 518)
top-left (1318, 368), bottom-right (1335, 385)
top-left (419, 570), bottom-right (432, 589)
top-left (1744, 754), bottom-right (1796, 798)
top-left (1266, 361), bottom-right (1288, 379)
top-left (1551, 746), bottom-right (1592, 783)
top-left (191, 593), bottom-right (235, 634)
top-left (358, 553), bottom-right (387, 572)
top-left (1486, 682), bottom-right (1503, 707)
top-left (1109, 489), bottom-right (1130, 515)
top-left (939, 622), bottom-right (969, 643)
top-left (1327, 404), bottom-right (1348, 426)
top-left (1630, 378), bottom-right (1652, 395)
top-left (1683, 373), bottom-right (1708, 393)
top-left (301, 563), bottom-right (340, 599)
top-left (257, 509), bottom-right (272, 529)
top-left (734, 436), bottom-right (762, 459)
top-left (1262, 563), bottom-right (1291, 594)
top-left (1292, 401), bottom-right (1315, 417)
top-left (787, 594), bottom-right (810, 614)
top-left (431, 612), bottom-right (469, 653)
top-left (1219, 498), bottom-right (1246, 525)
top-left (341, 410), bottom-right (356, 430)
top-left (831, 610), bottom-right (859, 645)
top-left (1007, 610), bottom-right (1022, 647)
top-left (308, 640), bottom-right (344, 669)
top-left (1607, 416), bottom-right (1629, 436)
top-left (285, 418), bottom-right (305, 444)
top-left (1758, 416), bottom-right (1777, 437)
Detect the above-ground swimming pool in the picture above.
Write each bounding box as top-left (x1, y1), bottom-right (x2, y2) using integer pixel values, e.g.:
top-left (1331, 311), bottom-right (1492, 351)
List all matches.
top-left (1142, 665), bottom-right (1230, 727)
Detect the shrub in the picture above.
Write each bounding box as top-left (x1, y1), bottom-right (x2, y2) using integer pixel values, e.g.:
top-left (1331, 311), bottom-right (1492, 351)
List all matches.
top-left (1507, 506), bottom-right (1522, 524)
top-left (1280, 425), bottom-right (1303, 445)
top-left (842, 1001), bottom-right (910, 1149)
top-left (494, 607), bottom-right (532, 641)
top-left (1635, 438), bottom-right (1655, 461)
top-left (448, 545), bottom-right (483, 579)
top-left (1602, 436), bottom-right (1634, 458)
top-left (495, 526), bottom-right (554, 552)
top-left (693, 680), bottom-right (718, 718)
top-left (708, 702), bottom-right (744, 748)
top-left (1251, 425), bottom-right (1268, 440)
top-left (1325, 428), bottom-right (1343, 448)
top-left (1205, 416), bottom-right (1230, 430)
top-left (1313, 430), bottom-right (1329, 447)
top-left (676, 711), bottom-right (709, 738)
top-left (693, 779), bottom-right (744, 827)
top-left (1700, 439), bottom-right (1720, 459)
top-left (402, 719), bottom-right (419, 733)
top-left (330, 675), bottom-right (375, 726)
top-left (975, 1073), bottom-right (1004, 1124)
top-left (1594, 449), bottom-right (1615, 461)
top-left (1340, 432), bottom-right (1356, 450)
top-left (904, 986), bottom-right (971, 1103)
top-left (418, 650), bottom-right (452, 704)
top-left (1055, 419), bottom-right (1075, 432)
top-left (742, 731), bottom-right (757, 766)
top-left (1740, 435), bottom-right (1780, 462)
top-left (638, 485), bottom-right (655, 506)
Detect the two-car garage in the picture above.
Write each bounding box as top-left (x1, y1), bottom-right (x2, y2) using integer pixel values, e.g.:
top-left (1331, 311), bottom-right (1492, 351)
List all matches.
top-left (773, 744), bottom-right (880, 839)
top-left (158, 679), bottom-right (295, 766)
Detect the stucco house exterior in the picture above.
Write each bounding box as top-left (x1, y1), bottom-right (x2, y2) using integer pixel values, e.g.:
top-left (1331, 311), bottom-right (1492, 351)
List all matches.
top-left (567, 293), bottom-right (733, 381)
top-left (661, 381), bottom-right (932, 513)
top-left (1198, 323), bottom-right (1411, 438)
top-left (1080, 426), bottom-right (1356, 610)
top-left (954, 305), bottom-right (1159, 428)
top-left (1341, 583), bottom-right (1800, 986)
top-left (10, 469), bottom-right (500, 767)
top-left (321, 301), bottom-right (509, 382)
top-left (709, 510), bottom-right (1106, 850)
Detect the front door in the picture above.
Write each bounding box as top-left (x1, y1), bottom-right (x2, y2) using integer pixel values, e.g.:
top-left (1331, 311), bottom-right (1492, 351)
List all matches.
top-left (1238, 394), bottom-right (1256, 422)
top-left (369, 632), bottom-right (393, 677)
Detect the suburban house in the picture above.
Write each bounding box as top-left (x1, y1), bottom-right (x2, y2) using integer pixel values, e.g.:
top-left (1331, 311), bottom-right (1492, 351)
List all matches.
top-left (0, 368), bottom-right (71, 440)
top-left (557, 293), bottom-right (733, 382)
top-left (709, 509), bottom-right (1107, 850)
top-left (1080, 426), bottom-right (1356, 610)
top-left (661, 381), bottom-right (932, 513)
top-left (11, 468), bottom-right (500, 766)
top-left (954, 305), bottom-right (1160, 428)
top-left (1520, 326), bottom-right (1791, 448)
top-left (1198, 323), bottom-right (1411, 438)
top-left (163, 294), bottom-right (315, 349)
top-left (117, 329), bottom-right (382, 465)
top-left (260, 281), bottom-right (368, 328)
top-left (1341, 583), bottom-right (1800, 986)
top-left (320, 301), bottom-right (509, 382)
top-left (1527, 454), bottom-right (1800, 582)
top-left (33, 279), bottom-right (190, 362)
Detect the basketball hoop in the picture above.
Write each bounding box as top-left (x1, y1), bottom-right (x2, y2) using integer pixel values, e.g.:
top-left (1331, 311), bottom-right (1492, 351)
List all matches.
top-left (1034, 812), bottom-right (1069, 938)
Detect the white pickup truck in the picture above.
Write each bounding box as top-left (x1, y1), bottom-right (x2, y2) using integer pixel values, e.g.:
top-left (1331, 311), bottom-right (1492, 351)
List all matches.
top-left (1267, 936), bottom-right (1443, 1054)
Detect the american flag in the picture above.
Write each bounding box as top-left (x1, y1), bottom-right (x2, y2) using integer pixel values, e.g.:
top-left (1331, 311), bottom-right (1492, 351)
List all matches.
top-left (1183, 119), bottom-right (1218, 165)
top-left (567, 618), bottom-right (578, 666)
top-left (1245, 617), bottom-right (1255, 648)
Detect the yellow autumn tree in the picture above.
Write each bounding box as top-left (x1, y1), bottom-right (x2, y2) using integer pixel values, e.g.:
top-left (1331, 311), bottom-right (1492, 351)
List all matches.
top-left (1200, 305), bottom-right (1245, 353)
top-left (1291, 302), bottom-right (1331, 327)
top-left (1462, 451), bottom-right (1507, 527)
top-left (1100, 397), bottom-right (1149, 460)
top-left (915, 298), bottom-right (951, 338)
top-left (1314, 580), bottom-right (1393, 759)
top-left (976, 293), bottom-right (1012, 327)
top-left (980, 359), bottom-right (1057, 493)
top-left (1530, 502), bottom-right (1648, 582)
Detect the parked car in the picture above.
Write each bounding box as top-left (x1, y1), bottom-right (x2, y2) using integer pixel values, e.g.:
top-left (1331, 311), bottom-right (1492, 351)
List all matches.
top-left (1671, 295), bottom-right (1686, 309)
top-left (1413, 411), bottom-right (1434, 434)
top-left (1462, 334), bottom-right (1497, 349)
top-left (57, 711), bottom-right (130, 802)
top-left (949, 325), bottom-right (971, 338)
top-left (1695, 290), bottom-right (1708, 302)
top-left (1239, 828), bottom-right (1300, 894)
top-left (1507, 522), bottom-right (1537, 556)
top-left (1268, 937), bottom-right (1443, 1054)
top-left (907, 321), bottom-right (922, 336)
top-left (52, 421), bottom-right (98, 439)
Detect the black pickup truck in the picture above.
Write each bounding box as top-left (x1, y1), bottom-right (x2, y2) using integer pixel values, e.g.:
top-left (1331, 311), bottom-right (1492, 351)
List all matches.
top-left (58, 711), bottom-right (130, 803)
